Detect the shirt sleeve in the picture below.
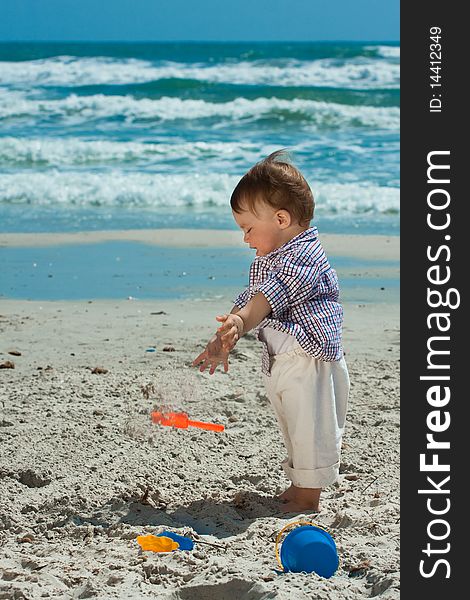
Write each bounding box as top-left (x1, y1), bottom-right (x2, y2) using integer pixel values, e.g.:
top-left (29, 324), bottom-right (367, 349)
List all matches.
top-left (233, 287), bottom-right (251, 308)
top-left (258, 256), bottom-right (321, 318)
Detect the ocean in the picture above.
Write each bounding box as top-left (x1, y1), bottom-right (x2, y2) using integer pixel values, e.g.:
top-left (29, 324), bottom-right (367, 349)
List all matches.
top-left (0, 41), bottom-right (399, 236)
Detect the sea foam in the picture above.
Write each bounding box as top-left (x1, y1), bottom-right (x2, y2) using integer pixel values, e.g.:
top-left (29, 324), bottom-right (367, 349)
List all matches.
top-left (0, 171), bottom-right (399, 215)
top-left (0, 92), bottom-right (400, 130)
top-left (0, 54), bottom-right (400, 89)
top-left (0, 137), bottom-right (269, 168)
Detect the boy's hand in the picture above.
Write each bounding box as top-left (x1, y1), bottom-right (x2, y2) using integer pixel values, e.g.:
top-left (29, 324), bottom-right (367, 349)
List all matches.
top-left (192, 334), bottom-right (230, 375)
top-left (216, 314), bottom-right (244, 352)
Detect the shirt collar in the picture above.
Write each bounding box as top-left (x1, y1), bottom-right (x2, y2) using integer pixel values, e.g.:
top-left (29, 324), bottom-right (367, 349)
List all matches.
top-left (256, 226), bottom-right (318, 261)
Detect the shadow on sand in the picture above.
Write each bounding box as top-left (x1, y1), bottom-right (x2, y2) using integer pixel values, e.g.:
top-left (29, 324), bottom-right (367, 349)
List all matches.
top-left (74, 490), bottom-right (288, 539)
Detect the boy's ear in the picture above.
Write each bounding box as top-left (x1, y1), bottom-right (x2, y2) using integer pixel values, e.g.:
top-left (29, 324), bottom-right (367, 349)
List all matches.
top-left (276, 209), bottom-right (292, 229)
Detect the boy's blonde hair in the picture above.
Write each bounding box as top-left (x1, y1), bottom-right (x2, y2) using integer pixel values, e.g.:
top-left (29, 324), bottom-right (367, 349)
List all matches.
top-left (230, 150), bottom-right (314, 226)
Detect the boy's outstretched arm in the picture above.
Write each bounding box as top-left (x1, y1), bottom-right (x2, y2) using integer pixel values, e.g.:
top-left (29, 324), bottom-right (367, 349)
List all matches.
top-left (192, 331), bottom-right (230, 375)
top-left (192, 305), bottom-right (239, 375)
top-left (217, 293), bottom-right (271, 351)
top-left (192, 294), bottom-right (271, 375)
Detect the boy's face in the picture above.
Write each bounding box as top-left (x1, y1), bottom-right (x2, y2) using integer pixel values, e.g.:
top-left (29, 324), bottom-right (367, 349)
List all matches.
top-left (232, 200), bottom-right (287, 257)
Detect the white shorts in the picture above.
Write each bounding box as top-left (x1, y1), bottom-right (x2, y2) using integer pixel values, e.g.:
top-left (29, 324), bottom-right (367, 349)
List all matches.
top-left (263, 344), bottom-right (349, 489)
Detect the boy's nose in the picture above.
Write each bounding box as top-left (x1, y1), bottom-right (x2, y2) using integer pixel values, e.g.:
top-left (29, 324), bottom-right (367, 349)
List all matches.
top-left (243, 232), bottom-right (249, 243)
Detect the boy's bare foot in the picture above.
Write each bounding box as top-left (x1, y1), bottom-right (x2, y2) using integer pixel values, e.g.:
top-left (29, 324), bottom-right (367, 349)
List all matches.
top-left (280, 486), bottom-right (321, 513)
top-left (276, 484), bottom-right (296, 503)
top-left (281, 500), bottom-right (320, 513)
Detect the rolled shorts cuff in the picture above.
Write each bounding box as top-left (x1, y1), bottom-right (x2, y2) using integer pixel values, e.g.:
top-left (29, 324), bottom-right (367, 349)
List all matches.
top-left (281, 459), bottom-right (340, 489)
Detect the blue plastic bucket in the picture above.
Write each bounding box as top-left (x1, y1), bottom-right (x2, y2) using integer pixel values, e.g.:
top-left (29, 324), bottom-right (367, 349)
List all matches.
top-left (278, 524), bottom-right (338, 578)
top-left (157, 531), bottom-right (194, 551)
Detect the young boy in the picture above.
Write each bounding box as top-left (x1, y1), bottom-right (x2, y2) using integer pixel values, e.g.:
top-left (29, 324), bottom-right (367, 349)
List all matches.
top-left (192, 151), bottom-right (349, 513)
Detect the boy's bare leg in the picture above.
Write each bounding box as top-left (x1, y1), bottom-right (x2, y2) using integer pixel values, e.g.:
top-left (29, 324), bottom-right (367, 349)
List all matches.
top-left (281, 486), bottom-right (321, 513)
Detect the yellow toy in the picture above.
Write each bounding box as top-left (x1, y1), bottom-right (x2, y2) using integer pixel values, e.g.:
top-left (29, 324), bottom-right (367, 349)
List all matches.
top-left (136, 534), bottom-right (179, 553)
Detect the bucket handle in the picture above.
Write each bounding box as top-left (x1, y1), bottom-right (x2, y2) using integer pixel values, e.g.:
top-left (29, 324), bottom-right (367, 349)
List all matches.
top-left (275, 520), bottom-right (330, 571)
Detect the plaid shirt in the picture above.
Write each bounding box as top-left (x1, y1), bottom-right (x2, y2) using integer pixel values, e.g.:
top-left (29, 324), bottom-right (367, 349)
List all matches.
top-left (233, 226), bottom-right (344, 375)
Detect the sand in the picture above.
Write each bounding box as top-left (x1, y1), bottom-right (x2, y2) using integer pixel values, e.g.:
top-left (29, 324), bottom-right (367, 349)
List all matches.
top-left (0, 231), bottom-right (399, 599)
top-left (0, 229), bottom-right (399, 262)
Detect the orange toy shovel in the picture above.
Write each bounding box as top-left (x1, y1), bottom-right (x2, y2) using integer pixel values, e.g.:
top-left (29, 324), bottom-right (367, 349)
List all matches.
top-left (151, 410), bottom-right (224, 432)
top-left (137, 535), bottom-right (179, 553)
